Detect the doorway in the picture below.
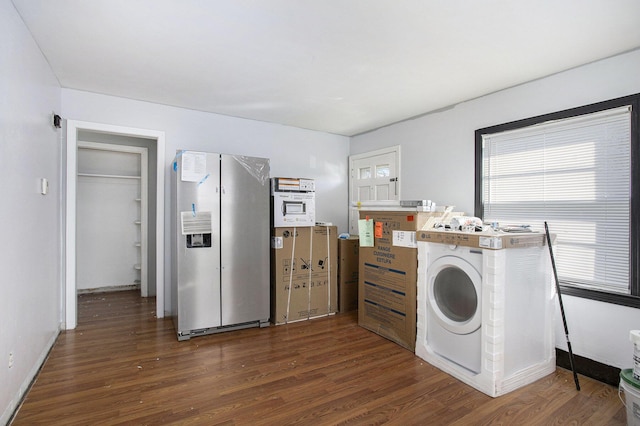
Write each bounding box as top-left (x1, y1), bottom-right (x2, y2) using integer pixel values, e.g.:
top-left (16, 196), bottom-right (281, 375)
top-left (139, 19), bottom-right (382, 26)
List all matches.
top-left (65, 120), bottom-right (165, 329)
top-left (76, 141), bottom-right (148, 296)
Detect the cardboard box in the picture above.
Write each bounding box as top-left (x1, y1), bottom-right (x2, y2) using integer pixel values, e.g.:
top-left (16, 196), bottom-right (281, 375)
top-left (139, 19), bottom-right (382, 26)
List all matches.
top-left (272, 177), bottom-right (315, 192)
top-left (271, 192), bottom-right (316, 227)
top-left (358, 210), bottom-right (451, 351)
top-left (338, 237), bottom-right (359, 312)
top-left (271, 177), bottom-right (316, 227)
top-left (416, 229), bottom-right (548, 249)
top-left (271, 226), bottom-right (338, 324)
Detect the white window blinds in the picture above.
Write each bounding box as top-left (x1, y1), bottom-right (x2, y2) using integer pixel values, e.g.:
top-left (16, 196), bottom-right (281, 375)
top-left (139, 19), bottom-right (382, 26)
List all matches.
top-left (481, 106), bottom-right (631, 294)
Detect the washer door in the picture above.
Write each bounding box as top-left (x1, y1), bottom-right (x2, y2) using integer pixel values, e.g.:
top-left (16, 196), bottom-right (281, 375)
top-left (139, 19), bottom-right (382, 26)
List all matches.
top-left (427, 255), bottom-right (482, 335)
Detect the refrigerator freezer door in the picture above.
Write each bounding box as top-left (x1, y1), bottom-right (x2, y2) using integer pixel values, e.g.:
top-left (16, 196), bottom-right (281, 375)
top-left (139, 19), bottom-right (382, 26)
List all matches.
top-left (220, 154), bottom-right (270, 326)
top-left (174, 152), bottom-right (222, 333)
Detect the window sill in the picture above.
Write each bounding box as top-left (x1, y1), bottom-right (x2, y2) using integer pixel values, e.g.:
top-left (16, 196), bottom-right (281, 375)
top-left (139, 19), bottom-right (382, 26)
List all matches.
top-left (559, 285), bottom-right (640, 309)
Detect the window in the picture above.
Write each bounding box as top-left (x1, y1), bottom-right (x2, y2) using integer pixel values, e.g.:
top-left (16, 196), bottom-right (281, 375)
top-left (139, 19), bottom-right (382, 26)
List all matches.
top-left (475, 94), bottom-right (640, 308)
top-left (376, 164), bottom-right (390, 177)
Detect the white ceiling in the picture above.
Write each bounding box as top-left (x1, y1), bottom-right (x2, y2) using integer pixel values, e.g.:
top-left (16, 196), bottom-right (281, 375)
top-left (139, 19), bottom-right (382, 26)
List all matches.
top-left (12, 0), bottom-right (640, 136)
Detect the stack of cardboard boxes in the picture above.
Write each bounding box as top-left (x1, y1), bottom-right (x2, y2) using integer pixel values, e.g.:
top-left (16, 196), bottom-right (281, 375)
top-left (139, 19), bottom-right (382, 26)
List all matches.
top-left (357, 210), bottom-right (460, 351)
top-left (273, 177), bottom-right (469, 352)
top-left (270, 178), bottom-right (339, 324)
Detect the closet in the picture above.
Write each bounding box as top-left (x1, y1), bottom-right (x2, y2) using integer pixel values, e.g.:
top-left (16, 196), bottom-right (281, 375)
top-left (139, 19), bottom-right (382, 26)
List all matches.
top-left (76, 142), bottom-right (148, 295)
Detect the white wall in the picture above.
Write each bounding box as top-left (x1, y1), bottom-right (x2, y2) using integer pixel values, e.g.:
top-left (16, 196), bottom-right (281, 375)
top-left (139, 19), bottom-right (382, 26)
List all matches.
top-left (351, 49), bottom-right (640, 369)
top-left (61, 89), bottom-right (350, 315)
top-left (0, 0), bottom-right (62, 423)
top-left (4, 6), bottom-right (634, 423)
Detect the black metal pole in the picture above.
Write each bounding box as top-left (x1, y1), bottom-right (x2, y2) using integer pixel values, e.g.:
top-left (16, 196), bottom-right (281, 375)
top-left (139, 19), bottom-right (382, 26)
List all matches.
top-left (544, 221), bottom-right (580, 391)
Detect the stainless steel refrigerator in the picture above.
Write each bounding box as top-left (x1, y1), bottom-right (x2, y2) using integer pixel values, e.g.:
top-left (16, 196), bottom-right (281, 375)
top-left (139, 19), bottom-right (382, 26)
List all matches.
top-left (171, 151), bottom-right (270, 340)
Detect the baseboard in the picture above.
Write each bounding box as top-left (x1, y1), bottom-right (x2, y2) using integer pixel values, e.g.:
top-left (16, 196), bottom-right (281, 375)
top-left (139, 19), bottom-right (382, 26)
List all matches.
top-left (77, 284), bottom-right (140, 294)
top-left (555, 348), bottom-right (621, 386)
top-left (3, 327), bottom-right (60, 425)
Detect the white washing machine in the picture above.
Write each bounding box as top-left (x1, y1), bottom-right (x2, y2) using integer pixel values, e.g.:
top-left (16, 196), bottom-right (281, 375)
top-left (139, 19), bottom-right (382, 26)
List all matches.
top-left (426, 244), bottom-right (484, 374)
top-left (416, 231), bottom-right (556, 397)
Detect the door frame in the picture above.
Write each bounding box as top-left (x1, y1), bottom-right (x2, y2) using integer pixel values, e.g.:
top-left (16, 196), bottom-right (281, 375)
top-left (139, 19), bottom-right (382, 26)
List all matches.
top-left (77, 141), bottom-right (149, 297)
top-left (65, 120), bottom-right (165, 329)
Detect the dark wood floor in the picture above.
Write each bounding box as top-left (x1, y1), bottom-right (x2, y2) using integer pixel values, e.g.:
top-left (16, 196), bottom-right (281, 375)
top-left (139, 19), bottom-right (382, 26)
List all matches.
top-left (12, 291), bottom-right (626, 425)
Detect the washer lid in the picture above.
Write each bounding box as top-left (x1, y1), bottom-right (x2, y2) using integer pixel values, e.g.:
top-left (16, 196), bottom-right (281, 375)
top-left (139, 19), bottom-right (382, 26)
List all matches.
top-left (621, 368), bottom-right (640, 389)
top-left (427, 255), bottom-right (482, 335)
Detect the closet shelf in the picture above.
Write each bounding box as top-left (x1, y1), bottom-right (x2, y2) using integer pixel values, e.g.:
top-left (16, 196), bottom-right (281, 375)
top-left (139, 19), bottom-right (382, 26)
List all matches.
top-left (78, 173), bottom-right (141, 179)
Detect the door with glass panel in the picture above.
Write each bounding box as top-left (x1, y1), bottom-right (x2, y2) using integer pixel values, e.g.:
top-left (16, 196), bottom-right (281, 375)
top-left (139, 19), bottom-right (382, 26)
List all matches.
top-left (348, 146), bottom-right (400, 234)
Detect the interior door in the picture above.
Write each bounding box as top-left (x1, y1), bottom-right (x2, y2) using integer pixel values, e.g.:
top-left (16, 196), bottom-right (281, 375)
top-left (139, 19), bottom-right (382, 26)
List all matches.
top-left (348, 146), bottom-right (400, 234)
